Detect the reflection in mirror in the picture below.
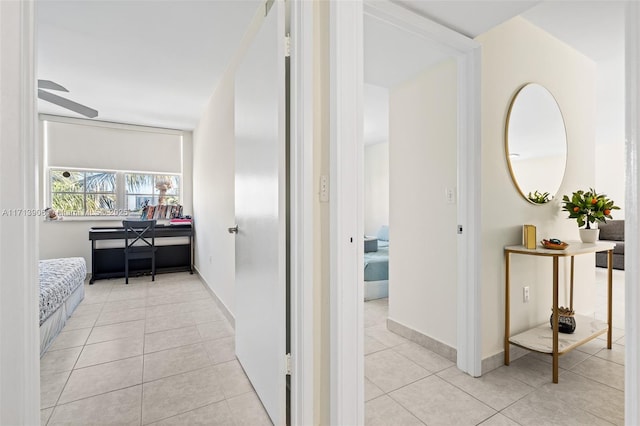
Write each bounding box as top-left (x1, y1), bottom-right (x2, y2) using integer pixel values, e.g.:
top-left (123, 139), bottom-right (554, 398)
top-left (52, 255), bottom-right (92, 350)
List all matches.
top-left (505, 84), bottom-right (567, 205)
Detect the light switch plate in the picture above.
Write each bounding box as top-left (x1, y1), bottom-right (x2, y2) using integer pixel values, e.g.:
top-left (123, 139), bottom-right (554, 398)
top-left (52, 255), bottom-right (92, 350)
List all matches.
top-left (445, 187), bottom-right (456, 204)
top-left (320, 175), bottom-right (329, 202)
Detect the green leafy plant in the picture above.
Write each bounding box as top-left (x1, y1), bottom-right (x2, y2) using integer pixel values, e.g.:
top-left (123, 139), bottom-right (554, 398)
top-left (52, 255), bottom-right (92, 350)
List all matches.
top-left (528, 190), bottom-right (551, 204)
top-left (561, 188), bottom-right (619, 229)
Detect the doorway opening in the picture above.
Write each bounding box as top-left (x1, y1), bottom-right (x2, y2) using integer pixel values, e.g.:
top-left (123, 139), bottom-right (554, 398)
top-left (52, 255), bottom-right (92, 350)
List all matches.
top-left (362, 6), bottom-right (464, 419)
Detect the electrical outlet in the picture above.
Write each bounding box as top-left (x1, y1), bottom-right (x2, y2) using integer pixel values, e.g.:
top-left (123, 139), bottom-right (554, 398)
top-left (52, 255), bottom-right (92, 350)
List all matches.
top-left (523, 286), bottom-right (530, 303)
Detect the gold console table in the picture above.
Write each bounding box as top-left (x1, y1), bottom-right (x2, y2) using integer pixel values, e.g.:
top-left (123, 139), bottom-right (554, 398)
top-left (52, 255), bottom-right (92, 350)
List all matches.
top-left (504, 241), bottom-right (615, 383)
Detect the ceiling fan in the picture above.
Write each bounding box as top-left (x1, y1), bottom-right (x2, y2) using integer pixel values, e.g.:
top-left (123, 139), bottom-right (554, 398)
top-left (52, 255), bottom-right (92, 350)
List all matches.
top-left (37, 80), bottom-right (98, 118)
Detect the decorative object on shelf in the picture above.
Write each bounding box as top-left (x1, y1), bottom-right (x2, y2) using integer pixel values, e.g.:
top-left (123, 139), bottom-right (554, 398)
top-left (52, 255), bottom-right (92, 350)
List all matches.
top-left (541, 239), bottom-right (569, 250)
top-left (550, 306), bottom-right (576, 334)
top-left (527, 190), bottom-right (551, 204)
top-left (44, 207), bottom-right (61, 221)
top-left (155, 176), bottom-right (174, 205)
top-left (561, 188), bottom-right (619, 243)
top-left (522, 224), bottom-right (537, 249)
top-left (140, 200), bottom-right (150, 220)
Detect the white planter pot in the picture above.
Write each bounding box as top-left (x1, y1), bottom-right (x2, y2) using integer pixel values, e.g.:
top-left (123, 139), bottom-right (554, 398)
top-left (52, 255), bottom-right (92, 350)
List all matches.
top-left (579, 228), bottom-right (600, 243)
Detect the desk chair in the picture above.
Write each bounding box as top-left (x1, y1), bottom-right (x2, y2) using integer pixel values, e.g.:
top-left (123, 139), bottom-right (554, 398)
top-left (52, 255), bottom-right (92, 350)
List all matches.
top-left (122, 220), bottom-right (157, 284)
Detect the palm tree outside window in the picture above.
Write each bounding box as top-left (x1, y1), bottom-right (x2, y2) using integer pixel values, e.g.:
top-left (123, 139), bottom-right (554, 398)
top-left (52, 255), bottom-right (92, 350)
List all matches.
top-left (50, 170), bottom-right (116, 216)
top-left (49, 169), bottom-right (180, 217)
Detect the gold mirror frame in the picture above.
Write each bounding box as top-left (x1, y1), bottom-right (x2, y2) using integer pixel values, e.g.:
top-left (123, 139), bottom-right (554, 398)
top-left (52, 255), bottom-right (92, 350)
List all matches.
top-left (505, 83), bottom-right (568, 205)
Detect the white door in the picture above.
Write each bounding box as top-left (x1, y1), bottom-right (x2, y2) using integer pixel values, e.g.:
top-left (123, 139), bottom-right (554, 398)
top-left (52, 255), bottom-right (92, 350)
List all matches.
top-left (233, 1), bottom-right (287, 425)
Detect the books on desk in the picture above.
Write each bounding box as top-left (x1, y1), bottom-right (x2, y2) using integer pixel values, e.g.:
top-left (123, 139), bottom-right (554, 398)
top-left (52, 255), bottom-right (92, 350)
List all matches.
top-left (143, 204), bottom-right (184, 220)
top-left (170, 218), bottom-right (192, 226)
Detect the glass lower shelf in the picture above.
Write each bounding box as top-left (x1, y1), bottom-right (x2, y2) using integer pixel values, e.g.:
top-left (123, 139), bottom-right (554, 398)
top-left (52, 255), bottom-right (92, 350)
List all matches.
top-left (509, 314), bottom-right (608, 355)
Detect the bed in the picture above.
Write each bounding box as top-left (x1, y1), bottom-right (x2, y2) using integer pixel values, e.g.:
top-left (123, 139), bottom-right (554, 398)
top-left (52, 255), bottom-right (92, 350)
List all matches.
top-left (364, 226), bottom-right (389, 301)
top-left (39, 257), bottom-right (86, 355)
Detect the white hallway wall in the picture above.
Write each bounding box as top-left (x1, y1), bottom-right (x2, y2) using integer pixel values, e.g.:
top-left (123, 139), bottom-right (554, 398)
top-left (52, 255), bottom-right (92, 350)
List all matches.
top-left (477, 17), bottom-right (597, 362)
top-left (364, 142), bottom-right (389, 236)
top-left (389, 58), bottom-right (458, 349)
top-left (192, 74), bottom-right (237, 316)
top-left (596, 143), bottom-right (625, 220)
top-left (191, 4), bottom-right (264, 318)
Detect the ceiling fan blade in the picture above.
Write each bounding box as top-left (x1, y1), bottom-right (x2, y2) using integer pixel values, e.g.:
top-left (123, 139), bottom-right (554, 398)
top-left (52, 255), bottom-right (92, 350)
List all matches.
top-left (37, 80), bottom-right (69, 92)
top-left (38, 89), bottom-right (98, 118)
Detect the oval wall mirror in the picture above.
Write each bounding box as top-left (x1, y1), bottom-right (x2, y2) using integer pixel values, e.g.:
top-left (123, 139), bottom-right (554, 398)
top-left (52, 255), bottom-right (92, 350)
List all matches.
top-left (505, 84), bottom-right (567, 205)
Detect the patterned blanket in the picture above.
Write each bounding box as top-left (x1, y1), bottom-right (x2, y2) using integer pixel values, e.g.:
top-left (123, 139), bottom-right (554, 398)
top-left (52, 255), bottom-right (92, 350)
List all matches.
top-left (39, 257), bottom-right (86, 325)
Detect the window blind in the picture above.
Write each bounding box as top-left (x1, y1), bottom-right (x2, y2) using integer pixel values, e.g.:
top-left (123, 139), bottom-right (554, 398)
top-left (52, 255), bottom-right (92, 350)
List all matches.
top-left (46, 119), bottom-right (182, 173)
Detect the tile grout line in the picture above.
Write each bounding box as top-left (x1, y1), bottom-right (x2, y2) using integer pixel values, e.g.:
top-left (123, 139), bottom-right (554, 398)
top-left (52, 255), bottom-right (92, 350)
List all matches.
top-left (141, 290), bottom-right (147, 426)
top-left (479, 412), bottom-right (525, 426)
top-left (50, 383), bottom-right (143, 412)
top-left (368, 308), bottom-right (512, 423)
top-left (433, 370), bottom-right (510, 418)
top-left (496, 357), bottom-right (623, 424)
top-left (49, 283), bottom-right (101, 413)
top-left (48, 279), bottom-right (118, 417)
top-left (364, 275), bottom-right (625, 425)
top-left (367, 393), bottom-right (427, 426)
top-left (42, 275), bottom-right (249, 424)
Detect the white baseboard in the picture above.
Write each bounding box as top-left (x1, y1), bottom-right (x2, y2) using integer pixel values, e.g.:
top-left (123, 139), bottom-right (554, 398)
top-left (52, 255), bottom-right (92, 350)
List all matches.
top-left (481, 345), bottom-right (530, 374)
top-left (193, 266), bottom-right (235, 329)
top-left (387, 318), bottom-right (457, 363)
top-left (386, 317), bottom-right (533, 375)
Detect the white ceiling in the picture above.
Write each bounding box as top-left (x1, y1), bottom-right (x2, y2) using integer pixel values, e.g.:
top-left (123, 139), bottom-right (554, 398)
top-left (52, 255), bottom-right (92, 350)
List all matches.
top-left (363, 0), bottom-right (625, 145)
top-left (37, 0), bottom-right (261, 130)
top-left (38, 1), bottom-right (625, 137)
top-left (364, 12), bottom-right (450, 88)
top-left (522, 1), bottom-right (626, 147)
top-left (392, 0), bottom-right (541, 38)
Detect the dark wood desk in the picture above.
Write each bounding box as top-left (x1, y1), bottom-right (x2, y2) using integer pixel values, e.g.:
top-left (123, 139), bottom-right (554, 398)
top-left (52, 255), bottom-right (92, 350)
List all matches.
top-left (89, 225), bottom-right (193, 283)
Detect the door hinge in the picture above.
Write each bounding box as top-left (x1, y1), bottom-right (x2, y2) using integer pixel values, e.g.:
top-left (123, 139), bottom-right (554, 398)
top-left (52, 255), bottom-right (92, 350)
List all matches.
top-left (457, 225), bottom-right (463, 234)
top-left (285, 353), bottom-right (292, 375)
top-left (265, 0), bottom-right (275, 17)
top-left (285, 34), bottom-right (291, 58)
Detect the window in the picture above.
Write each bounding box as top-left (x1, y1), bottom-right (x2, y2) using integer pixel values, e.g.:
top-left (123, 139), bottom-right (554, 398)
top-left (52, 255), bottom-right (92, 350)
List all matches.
top-left (125, 174), bottom-right (180, 215)
top-left (50, 169), bottom-right (116, 216)
top-left (49, 169), bottom-right (180, 218)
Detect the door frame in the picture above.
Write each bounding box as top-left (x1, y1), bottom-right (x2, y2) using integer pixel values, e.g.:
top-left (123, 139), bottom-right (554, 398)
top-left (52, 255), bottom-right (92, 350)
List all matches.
top-left (328, 1), bottom-right (482, 424)
top-left (329, 1), bottom-right (640, 425)
top-left (289, 0), bottom-right (315, 424)
top-left (0, 0), bottom-right (318, 423)
top-left (328, 0), bottom-right (364, 424)
top-left (0, 0), bottom-right (40, 424)
top-left (625, 2), bottom-right (640, 424)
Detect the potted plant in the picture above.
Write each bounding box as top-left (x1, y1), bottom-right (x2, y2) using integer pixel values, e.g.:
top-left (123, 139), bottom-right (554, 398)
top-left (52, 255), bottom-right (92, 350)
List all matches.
top-left (561, 188), bottom-right (619, 243)
top-left (528, 190), bottom-right (551, 204)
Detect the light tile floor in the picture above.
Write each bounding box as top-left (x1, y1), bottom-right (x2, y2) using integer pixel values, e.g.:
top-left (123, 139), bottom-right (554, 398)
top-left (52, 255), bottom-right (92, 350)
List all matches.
top-left (40, 272), bottom-right (272, 426)
top-left (42, 269), bottom-right (625, 425)
top-left (365, 269), bottom-right (625, 426)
